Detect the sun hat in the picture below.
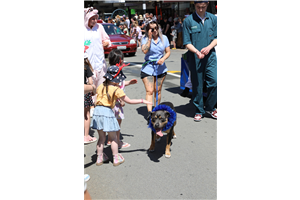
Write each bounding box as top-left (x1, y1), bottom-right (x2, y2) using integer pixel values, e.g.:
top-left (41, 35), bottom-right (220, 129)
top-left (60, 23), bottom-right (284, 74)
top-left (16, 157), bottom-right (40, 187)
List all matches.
top-left (103, 65), bottom-right (128, 83)
top-left (139, 15), bottom-right (144, 21)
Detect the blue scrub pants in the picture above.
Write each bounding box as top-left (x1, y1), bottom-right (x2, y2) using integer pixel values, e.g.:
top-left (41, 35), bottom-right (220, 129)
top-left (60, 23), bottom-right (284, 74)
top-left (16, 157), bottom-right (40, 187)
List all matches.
top-left (189, 50), bottom-right (217, 115)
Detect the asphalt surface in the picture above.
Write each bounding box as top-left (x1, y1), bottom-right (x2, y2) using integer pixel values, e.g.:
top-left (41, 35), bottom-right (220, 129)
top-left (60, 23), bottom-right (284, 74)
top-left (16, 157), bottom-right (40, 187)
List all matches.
top-left (84, 49), bottom-right (217, 200)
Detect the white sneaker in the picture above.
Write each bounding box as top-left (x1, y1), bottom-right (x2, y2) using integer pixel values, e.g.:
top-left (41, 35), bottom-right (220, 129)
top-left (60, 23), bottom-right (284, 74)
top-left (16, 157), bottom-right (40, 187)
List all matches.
top-left (84, 174), bottom-right (90, 182)
top-left (90, 108), bottom-right (94, 117)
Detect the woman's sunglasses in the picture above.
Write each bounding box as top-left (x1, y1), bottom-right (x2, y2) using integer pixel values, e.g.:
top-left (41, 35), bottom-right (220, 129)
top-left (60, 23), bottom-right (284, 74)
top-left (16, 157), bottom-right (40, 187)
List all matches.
top-left (151, 27), bottom-right (158, 32)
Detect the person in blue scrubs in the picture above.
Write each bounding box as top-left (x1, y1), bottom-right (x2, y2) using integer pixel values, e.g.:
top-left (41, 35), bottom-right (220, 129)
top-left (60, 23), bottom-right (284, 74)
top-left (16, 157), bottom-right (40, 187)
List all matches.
top-left (182, 1), bottom-right (217, 122)
top-left (141, 20), bottom-right (171, 120)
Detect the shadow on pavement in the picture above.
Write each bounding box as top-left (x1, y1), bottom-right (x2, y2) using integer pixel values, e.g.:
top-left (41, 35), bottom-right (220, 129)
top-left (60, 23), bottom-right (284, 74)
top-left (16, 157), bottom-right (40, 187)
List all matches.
top-left (136, 106), bottom-right (150, 121)
top-left (146, 136), bottom-right (173, 162)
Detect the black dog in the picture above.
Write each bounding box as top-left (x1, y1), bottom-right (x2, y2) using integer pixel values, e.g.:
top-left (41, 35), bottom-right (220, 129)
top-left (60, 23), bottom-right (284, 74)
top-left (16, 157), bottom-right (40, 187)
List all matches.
top-left (148, 102), bottom-right (177, 158)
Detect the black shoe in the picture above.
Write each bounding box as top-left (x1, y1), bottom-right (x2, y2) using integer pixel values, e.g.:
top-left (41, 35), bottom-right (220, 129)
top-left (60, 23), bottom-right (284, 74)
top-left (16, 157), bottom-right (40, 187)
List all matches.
top-left (180, 87), bottom-right (190, 97)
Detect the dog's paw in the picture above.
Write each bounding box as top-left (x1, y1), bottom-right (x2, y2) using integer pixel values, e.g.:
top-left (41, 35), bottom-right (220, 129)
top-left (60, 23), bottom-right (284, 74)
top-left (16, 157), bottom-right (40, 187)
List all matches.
top-left (148, 147), bottom-right (155, 152)
top-left (173, 135), bottom-right (177, 139)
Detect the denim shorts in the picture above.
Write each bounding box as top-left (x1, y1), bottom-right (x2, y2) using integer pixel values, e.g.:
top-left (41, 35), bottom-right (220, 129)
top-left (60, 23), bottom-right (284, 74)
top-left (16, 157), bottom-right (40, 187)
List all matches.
top-left (140, 71), bottom-right (167, 79)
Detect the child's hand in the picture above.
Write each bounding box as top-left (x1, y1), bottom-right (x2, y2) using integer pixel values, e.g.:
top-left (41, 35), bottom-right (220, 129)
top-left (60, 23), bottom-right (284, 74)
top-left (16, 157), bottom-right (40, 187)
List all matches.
top-left (129, 79), bottom-right (137, 85)
top-left (120, 99), bottom-right (125, 107)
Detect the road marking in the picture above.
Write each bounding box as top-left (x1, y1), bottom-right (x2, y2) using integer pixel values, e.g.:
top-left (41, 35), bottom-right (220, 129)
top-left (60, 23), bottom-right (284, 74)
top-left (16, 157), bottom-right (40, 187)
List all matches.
top-left (167, 73), bottom-right (181, 78)
top-left (167, 71), bottom-right (181, 73)
top-left (124, 62), bottom-right (181, 78)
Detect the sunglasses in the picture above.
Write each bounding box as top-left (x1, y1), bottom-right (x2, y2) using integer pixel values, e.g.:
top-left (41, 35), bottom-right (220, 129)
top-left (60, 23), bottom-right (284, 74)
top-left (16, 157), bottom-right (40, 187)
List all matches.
top-left (151, 27), bottom-right (158, 32)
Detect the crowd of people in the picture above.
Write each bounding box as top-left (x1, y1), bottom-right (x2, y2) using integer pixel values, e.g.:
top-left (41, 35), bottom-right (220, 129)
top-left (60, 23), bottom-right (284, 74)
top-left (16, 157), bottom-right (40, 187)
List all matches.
top-left (84, 1), bottom-right (217, 198)
top-left (101, 11), bottom-right (188, 49)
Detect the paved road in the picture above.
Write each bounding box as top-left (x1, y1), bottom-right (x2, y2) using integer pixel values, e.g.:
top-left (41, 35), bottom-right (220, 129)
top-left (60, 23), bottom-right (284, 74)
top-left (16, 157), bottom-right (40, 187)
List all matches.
top-left (84, 49), bottom-right (217, 200)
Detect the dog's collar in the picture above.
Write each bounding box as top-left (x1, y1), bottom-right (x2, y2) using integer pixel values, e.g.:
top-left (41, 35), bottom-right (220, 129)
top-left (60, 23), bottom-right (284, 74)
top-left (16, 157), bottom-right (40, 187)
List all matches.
top-left (148, 104), bottom-right (177, 132)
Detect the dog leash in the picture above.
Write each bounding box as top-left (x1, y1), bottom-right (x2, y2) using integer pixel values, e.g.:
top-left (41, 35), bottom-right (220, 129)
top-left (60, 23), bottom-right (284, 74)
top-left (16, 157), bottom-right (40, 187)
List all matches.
top-left (142, 59), bottom-right (159, 107)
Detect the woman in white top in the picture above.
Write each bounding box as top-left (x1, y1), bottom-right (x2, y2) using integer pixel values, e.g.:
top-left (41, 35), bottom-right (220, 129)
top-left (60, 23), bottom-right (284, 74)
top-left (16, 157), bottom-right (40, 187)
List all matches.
top-left (84, 7), bottom-right (111, 104)
top-left (133, 21), bottom-right (142, 48)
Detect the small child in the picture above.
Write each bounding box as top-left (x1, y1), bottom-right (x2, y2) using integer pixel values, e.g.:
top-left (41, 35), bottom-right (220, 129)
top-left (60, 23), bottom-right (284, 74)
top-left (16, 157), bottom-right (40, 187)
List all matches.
top-left (91, 60), bottom-right (152, 166)
top-left (170, 26), bottom-right (177, 50)
top-left (107, 49), bottom-right (137, 149)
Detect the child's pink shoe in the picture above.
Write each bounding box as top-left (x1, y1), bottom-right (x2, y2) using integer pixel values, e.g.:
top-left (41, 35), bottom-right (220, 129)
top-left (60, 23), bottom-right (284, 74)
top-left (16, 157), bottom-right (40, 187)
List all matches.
top-left (96, 153), bottom-right (109, 166)
top-left (113, 153), bottom-right (125, 166)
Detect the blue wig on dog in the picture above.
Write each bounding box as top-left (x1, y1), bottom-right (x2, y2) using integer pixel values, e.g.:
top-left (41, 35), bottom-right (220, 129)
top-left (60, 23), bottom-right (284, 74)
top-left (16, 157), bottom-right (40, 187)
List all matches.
top-left (148, 104), bottom-right (177, 132)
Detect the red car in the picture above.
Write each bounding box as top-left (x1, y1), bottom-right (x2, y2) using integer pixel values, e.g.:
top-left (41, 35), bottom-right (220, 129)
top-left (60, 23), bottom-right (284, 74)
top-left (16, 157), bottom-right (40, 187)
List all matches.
top-left (101, 23), bottom-right (137, 56)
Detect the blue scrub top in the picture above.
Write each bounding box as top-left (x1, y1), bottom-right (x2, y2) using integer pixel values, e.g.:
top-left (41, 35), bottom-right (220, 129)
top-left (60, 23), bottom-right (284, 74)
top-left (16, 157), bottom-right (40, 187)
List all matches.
top-left (141, 35), bottom-right (170, 76)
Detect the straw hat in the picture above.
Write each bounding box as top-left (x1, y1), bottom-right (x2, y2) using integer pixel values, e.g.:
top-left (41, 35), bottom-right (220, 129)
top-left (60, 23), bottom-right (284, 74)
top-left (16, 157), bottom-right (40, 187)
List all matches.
top-left (138, 15), bottom-right (144, 21)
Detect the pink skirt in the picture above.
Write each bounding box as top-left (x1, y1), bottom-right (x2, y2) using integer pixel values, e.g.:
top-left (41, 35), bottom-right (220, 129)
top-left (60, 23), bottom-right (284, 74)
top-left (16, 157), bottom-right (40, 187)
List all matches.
top-left (112, 101), bottom-right (124, 120)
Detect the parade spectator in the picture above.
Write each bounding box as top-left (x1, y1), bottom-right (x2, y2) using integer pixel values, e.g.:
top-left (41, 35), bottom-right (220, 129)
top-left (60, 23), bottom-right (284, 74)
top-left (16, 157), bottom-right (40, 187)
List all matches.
top-left (149, 13), bottom-right (153, 19)
top-left (134, 13), bottom-right (139, 20)
top-left (122, 22), bottom-right (130, 36)
top-left (107, 17), bottom-right (113, 24)
top-left (84, 7), bottom-right (111, 116)
top-left (170, 26), bottom-right (177, 49)
top-left (106, 49), bottom-right (138, 149)
top-left (157, 15), bottom-right (162, 24)
top-left (130, 17), bottom-right (137, 36)
top-left (134, 21), bottom-right (142, 48)
top-left (91, 61), bottom-right (152, 167)
top-left (125, 16), bottom-right (130, 30)
top-left (122, 17), bottom-right (128, 30)
top-left (141, 20), bottom-right (171, 120)
top-left (139, 15), bottom-right (146, 35)
top-left (162, 16), bottom-right (171, 45)
top-left (174, 17), bottom-right (183, 49)
top-left (84, 49), bottom-right (97, 144)
top-left (115, 15), bottom-right (121, 26)
top-left (138, 15), bottom-right (144, 26)
top-left (182, 1), bottom-right (217, 122)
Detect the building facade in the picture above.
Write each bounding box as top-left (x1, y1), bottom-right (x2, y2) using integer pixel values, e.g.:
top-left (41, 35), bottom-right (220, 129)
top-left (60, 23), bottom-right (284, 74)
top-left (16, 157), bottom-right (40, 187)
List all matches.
top-left (84, 1), bottom-right (217, 20)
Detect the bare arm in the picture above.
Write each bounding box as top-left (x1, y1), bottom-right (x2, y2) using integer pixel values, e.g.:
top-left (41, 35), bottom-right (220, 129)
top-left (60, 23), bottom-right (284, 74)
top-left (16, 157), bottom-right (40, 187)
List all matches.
top-left (142, 29), bottom-right (153, 54)
top-left (120, 95), bottom-right (152, 105)
top-left (124, 79), bottom-right (137, 86)
top-left (84, 84), bottom-right (96, 94)
top-left (157, 46), bottom-right (171, 65)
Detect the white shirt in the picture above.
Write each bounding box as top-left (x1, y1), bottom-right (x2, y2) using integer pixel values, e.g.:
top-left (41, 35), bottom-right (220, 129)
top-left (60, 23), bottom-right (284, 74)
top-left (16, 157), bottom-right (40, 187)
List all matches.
top-left (126, 19), bottom-right (130, 29)
top-left (195, 12), bottom-right (207, 24)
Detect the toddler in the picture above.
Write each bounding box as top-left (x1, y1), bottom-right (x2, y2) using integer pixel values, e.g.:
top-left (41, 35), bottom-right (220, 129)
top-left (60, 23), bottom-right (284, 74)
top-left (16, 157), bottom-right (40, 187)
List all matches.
top-left (107, 49), bottom-right (137, 149)
top-left (91, 61), bottom-right (152, 166)
top-left (170, 26), bottom-right (177, 49)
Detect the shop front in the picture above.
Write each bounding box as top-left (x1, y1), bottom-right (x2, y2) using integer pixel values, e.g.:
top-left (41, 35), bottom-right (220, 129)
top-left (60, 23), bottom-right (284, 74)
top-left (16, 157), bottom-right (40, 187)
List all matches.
top-left (84, 1), bottom-right (217, 20)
